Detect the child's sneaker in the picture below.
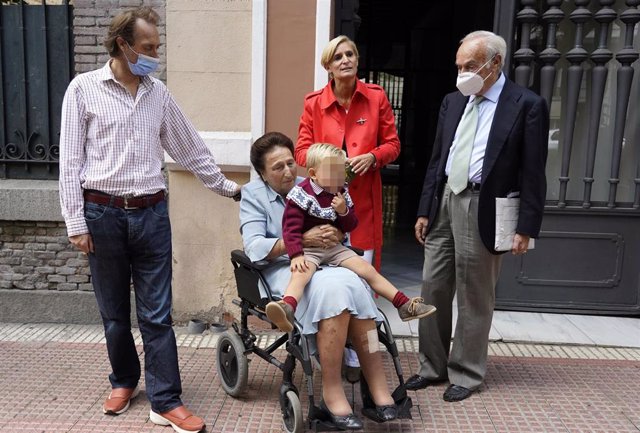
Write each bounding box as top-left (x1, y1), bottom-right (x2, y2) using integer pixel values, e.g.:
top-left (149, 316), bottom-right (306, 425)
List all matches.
top-left (398, 297), bottom-right (436, 321)
top-left (266, 300), bottom-right (295, 332)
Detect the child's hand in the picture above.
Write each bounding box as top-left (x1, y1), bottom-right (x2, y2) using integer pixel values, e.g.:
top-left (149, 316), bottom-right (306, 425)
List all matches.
top-left (290, 256), bottom-right (310, 272)
top-left (332, 192), bottom-right (347, 215)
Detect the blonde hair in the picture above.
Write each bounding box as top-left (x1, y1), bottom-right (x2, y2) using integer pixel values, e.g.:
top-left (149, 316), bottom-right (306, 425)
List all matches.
top-left (306, 143), bottom-right (346, 170)
top-left (320, 35), bottom-right (359, 70)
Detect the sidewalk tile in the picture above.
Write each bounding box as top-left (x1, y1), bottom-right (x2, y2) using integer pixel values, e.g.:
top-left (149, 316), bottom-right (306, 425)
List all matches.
top-left (2, 322), bottom-right (640, 432)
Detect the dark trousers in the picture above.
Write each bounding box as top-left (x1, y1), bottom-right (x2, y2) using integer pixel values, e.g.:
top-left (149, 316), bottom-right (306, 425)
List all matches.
top-left (85, 199), bottom-right (182, 413)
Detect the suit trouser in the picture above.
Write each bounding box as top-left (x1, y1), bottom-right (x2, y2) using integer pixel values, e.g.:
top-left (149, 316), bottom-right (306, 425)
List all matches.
top-left (417, 183), bottom-right (503, 390)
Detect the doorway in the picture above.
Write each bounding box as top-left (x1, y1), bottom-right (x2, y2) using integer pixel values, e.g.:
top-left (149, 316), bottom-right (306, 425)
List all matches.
top-left (335, 0), bottom-right (495, 285)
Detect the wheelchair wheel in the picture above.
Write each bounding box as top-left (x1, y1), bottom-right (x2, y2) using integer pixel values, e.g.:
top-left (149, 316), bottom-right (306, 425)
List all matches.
top-left (281, 390), bottom-right (303, 433)
top-left (215, 331), bottom-right (248, 397)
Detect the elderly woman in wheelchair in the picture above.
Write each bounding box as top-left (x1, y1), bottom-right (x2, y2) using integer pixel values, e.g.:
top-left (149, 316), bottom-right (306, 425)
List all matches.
top-left (216, 132), bottom-right (412, 432)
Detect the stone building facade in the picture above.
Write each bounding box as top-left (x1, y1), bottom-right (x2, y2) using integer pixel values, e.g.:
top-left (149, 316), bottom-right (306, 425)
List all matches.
top-left (0, 221), bottom-right (90, 292)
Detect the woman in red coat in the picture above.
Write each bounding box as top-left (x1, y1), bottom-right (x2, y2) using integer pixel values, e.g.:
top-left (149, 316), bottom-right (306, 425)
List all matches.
top-left (295, 35), bottom-right (401, 271)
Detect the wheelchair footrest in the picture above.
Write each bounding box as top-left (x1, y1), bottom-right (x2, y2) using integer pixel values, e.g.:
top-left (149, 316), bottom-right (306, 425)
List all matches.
top-left (394, 395), bottom-right (413, 419)
top-left (310, 419), bottom-right (345, 432)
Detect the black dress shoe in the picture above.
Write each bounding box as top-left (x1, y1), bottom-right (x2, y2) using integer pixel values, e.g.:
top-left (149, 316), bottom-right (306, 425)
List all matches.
top-left (405, 374), bottom-right (446, 391)
top-left (319, 400), bottom-right (363, 430)
top-left (443, 384), bottom-right (473, 402)
top-left (361, 404), bottom-right (397, 423)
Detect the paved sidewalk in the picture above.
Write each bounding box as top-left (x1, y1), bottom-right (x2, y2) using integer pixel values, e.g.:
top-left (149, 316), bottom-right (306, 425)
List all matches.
top-left (1, 323), bottom-right (639, 433)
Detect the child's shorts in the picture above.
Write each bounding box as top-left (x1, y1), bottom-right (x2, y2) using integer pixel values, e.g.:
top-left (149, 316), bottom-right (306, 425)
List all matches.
top-left (304, 244), bottom-right (358, 268)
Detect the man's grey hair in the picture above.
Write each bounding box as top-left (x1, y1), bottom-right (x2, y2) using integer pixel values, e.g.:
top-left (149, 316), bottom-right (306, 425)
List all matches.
top-left (461, 30), bottom-right (507, 70)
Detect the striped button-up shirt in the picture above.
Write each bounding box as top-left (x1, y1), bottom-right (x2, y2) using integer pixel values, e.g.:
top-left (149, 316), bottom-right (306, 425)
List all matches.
top-left (59, 61), bottom-right (239, 236)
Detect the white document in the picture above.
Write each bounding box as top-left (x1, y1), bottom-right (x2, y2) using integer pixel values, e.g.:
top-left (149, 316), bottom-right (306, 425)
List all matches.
top-left (494, 196), bottom-right (535, 252)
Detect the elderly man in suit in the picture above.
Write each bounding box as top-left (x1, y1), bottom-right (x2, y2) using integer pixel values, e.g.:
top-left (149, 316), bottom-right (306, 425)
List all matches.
top-left (405, 30), bottom-right (548, 402)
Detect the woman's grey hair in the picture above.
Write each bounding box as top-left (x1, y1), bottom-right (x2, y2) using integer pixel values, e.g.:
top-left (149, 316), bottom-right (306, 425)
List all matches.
top-left (461, 30), bottom-right (507, 70)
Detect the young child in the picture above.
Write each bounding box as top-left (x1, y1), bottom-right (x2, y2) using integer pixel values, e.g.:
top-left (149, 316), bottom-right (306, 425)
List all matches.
top-left (266, 143), bottom-right (436, 332)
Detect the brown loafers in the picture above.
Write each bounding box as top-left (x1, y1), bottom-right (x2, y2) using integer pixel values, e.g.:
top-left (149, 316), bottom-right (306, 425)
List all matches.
top-left (103, 386), bottom-right (139, 415)
top-left (149, 405), bottom-right (205, 433)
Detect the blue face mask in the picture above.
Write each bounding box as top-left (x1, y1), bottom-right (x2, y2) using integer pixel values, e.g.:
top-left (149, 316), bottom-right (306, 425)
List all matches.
top-left (125, 42), bottom-right (159, 76)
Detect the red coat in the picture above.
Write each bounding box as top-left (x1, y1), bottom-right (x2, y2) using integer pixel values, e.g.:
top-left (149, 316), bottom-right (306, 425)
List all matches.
top-left (295, 80), bottom-right (401, 270)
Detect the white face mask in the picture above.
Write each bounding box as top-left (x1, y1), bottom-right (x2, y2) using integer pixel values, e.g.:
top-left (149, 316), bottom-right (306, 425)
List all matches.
top-left (456, 55), bottom-right (495, 96)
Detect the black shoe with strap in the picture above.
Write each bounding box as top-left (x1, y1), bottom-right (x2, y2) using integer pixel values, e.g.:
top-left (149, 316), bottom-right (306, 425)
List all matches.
top-left (318, 400), bottom-right (363, 430)
top-left (361, 404), bottom-right (397, 423)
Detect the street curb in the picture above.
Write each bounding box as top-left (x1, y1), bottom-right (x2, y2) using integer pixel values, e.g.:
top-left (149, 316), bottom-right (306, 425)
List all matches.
top-left (2, 322), bottom-right (639, 361)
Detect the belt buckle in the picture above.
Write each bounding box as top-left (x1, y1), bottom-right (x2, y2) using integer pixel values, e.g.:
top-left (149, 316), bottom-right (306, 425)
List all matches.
top-left (123, 195), bottom-right (139, 210)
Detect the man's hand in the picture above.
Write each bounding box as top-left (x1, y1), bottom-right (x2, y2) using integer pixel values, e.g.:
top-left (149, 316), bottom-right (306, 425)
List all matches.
top-left (290, 255), bottom-right (310, 272)
top-left (414, 217), bottom-right (429, 245)
top-left (511, 233), bottom-right (530, 255)
top-left (302, 224), bottom-right (343, 249)
top-left (347, 152), bottom-right (376, 175)
top-left (331, 192), bottom-right (348, 215)
top-left (69, 234), bottom-right (94, 254)
top-left (231, 185), bottom-right (242, 202)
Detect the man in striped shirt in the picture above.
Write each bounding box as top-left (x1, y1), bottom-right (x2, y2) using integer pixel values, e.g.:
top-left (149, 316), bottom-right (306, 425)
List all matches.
top-left (59, 7), bottom-right (240, 433)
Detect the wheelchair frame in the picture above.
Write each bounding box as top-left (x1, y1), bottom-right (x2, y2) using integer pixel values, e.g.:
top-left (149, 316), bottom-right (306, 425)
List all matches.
top-left (215, 249), bottom-right (413, 432)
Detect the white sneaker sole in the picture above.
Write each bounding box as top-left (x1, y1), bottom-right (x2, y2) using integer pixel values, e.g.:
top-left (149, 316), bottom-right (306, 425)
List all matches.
top-left (149, 410), bottom-right (204, 433)
top-left (103, 386), bottom-right (140, 415)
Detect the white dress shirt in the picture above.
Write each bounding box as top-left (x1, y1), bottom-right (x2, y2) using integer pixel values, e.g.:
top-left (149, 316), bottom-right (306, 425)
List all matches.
top-left (446, 72), bottom-right (506, 184)
top-left (59, 60), bottom-right (238, 236)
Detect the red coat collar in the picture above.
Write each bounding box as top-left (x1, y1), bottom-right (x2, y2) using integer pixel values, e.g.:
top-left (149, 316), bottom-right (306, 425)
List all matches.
top-left (319, 79), bottom-right (370, 110)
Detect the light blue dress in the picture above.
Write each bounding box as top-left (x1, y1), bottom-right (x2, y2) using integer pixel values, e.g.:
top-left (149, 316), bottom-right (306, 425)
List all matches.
top-left (239, 178), bottom-right (381, 336)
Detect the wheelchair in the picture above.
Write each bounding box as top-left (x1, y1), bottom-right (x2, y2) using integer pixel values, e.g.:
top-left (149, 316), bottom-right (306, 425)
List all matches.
top-left (215, 250), bottom-right (413, 432)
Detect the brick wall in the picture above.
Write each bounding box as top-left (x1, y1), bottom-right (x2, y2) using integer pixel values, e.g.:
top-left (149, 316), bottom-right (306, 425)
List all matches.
top-left (0, 222), bottom-right (91, 292)
top-left (73, 0), bottom-right (167, 81)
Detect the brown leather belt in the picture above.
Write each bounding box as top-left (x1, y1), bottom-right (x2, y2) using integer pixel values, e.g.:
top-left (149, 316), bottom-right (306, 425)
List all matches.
top-left (83, 190), bottom-right (166, 209)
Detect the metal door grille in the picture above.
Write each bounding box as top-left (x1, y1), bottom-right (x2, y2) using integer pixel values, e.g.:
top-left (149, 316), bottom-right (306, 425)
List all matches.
top-left (0, 0), bottom-right (73, 180)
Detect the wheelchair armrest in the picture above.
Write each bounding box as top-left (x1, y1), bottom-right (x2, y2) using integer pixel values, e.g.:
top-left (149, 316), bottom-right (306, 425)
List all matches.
top-left (231, 249), bottom-right (282, 271)
top-left (347, 246), bottom-right (364, 256)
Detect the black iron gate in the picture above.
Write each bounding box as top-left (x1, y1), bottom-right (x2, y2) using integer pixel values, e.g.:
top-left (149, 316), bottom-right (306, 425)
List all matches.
top-left (0, 0), bottom-right (73, 180)
top-left (496, 0), bottom-right (640, 315)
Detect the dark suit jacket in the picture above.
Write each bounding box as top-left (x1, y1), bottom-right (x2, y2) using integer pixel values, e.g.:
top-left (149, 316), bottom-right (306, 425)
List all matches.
top-left (417, 76), bottom-right (549, 254)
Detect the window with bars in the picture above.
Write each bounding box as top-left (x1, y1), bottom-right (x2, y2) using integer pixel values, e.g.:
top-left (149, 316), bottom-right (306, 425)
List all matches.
top-left (0, 0), bottom-right (74, 180)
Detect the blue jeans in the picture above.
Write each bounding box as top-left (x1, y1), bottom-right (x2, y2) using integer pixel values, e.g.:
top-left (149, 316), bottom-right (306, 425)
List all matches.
top-left (85, 199), bottom-right (182, 413)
